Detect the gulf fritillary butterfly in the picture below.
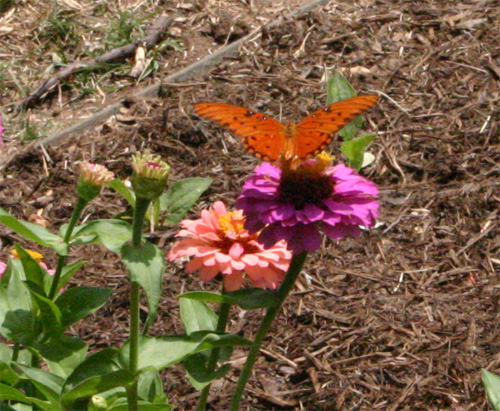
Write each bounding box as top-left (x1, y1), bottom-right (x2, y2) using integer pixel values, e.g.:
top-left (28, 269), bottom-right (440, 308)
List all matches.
top-left (194, 95), bottom-right (378, 163)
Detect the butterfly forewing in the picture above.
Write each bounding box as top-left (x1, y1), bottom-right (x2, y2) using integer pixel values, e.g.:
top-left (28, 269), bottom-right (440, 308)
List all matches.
top-left (195, 103), bottom-right (286, 161)
top-left (194, 95), bottom-right (377, 162)
top-left (295, 95), bottom-right (378, 158)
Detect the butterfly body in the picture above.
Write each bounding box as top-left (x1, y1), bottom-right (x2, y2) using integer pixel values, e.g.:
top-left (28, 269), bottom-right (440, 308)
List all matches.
top-left (195, 95), bottom-right (378, 163)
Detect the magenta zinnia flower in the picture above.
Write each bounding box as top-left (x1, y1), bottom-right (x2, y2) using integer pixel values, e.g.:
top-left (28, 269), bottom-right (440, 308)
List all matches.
top-left (235, 156), bottom-right (380, 254)
top-left (168, 201), bottom-right (291, 291)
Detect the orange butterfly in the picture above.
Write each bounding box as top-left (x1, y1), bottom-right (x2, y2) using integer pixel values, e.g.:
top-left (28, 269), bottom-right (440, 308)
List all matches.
top-left (194, 95), bottom-right (378, 163)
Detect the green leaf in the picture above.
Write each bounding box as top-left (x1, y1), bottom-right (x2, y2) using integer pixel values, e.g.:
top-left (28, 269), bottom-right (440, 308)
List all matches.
top-left (150, 198), bottom-right (161, 227)
top-left (224, 288), bottom-right (279, 309)
top-left (0, 343), bottom-right (31, 366)
top-left (107, 400), bottom-right (172, 411)
top-left (62, 370), bottom-right (135, 409)
top-left (120, 334), bottom-right (251, 372)
top-left (70, 220), bottom-right (133, 253)
top-left (0, 263), bottom-right (37, 345)
top-left (55, 286), bottom-right (112, 328)
top-left (44, 260), bottom-right (86, 296)
top-left (0, 361), bottom-right (20, 385)
top-left (29, 290), bottom-right (63, 338)
top-left (483, 369), bottom-right (500, 411)
top-left (36, 336), bottom-right (88, 377)
top-left (0, 342), bottom-right (13, 361)
top-left (184, 353), bottom-right (230, 390)
top-left (0, 383), bottom-right (28, 402)
top-left (137, 370), bottom-right (167, 403)
top-left (8, 404), bottom-right (33, 411)
top-left (179, 288), bottom-right (279, 310)
top-left (180, 299), bottom-right (217, 335)
top-left (0, 258), bottom-right (14, 286)
top-left (14, 245), bottom-right (45, 291)
top-left (62, 348), bottom-right (132, 408)
top-left (0, 208), bottom-right (67, 255)
top-left (160, 177), bottom-right (212, 225)
top-left (107, 179), bottom-right (136, 206)
top-left (0, 383), bottom-right (58, 410)
top-left (11, 364), bottom-right (64, 406)
top-left (327, 72), bottom-right (357, 105)
top-left (65, 348), bottom-right (122, 388)
top-left (340, 134), bottom-right (376, 171)
top-left (178, 291), bottom-right (225, 303)
top-left (121, 242), bottom-right (165, 332)
top-left (326, 73), bottom-right (364, 141)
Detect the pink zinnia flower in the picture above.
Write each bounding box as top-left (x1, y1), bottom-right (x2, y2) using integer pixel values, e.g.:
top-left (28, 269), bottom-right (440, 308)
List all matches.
top-left (235, 155), bottom-right (380, 254)
top-left (39, 262), bottom-right (56, 276)
top-left (168, 201), bottom-right (291, 291)
top-left (0, 261), bottom-right (6, 276)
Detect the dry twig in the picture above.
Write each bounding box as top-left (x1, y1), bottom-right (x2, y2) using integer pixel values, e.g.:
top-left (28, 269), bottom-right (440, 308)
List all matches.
top-left (16, 14), bottom-right (173, 111)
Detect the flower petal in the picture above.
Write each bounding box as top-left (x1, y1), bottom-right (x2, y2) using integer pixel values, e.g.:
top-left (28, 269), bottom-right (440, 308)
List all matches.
top-left (223, 272), bottom-right (244, 291)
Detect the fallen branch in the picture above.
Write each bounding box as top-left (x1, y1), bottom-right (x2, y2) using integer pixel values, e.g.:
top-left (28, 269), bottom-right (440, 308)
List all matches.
top-left (16, 14), bottom-right (173, 111)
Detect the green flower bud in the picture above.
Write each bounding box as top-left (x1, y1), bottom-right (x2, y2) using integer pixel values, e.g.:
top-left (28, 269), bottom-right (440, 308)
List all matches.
top-left (131, 151), bottom-right (170, 200)
top-left (77, 162), bottom-right (115, 202)
top-left (91, 395), bottom-right (107, 409)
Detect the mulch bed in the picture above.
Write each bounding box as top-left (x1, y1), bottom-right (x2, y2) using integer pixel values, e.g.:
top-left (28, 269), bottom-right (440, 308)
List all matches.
top-left (1, 0), bottom-right (499, 410)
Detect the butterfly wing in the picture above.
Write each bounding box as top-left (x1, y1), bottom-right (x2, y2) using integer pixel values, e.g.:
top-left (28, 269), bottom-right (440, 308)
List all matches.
top-left (194, 103), bottom-right (286, 161)
top-left (294, 95), bottom-right (378, 159)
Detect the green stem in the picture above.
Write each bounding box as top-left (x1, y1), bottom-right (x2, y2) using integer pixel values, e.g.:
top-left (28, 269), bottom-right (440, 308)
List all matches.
top-left (197, 297), bottom-right (232, 411)
top-left (132, 198), bottom-right (150, 248)
top-left (48, 197), bottom-right (88, 300)
top-left (229, 252), bottom-right (308, 411)
top-left (26, 353), bottom-right (41, 398)
top-left (127, 281), bottom-right (140, 411)
top-left (127, 197), bottom-right (151, 411)
top-left (11, 342), bottom-right (20, 362)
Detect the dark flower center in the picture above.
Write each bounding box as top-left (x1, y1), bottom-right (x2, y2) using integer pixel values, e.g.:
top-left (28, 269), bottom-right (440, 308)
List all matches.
top-left (278, 168), bottom-right (334, 210)
top-left (216, 236), bottom-right (261, 255)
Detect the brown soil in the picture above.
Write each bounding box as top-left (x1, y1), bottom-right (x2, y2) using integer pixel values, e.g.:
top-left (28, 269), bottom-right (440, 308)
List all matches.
top-left (1, 0), bottom-right (500, 410)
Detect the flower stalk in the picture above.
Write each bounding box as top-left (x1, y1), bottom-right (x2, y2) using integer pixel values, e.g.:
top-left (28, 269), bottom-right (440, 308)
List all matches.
top-left (11, 342), bottom-right (20, 362)
top-left (48, 196), bottom-right (87, 299)
top-left (126, 196), bottom-right (151, 411)
top-left (49, 162), bottom-right (114, 300)
top-left (229, 252), bottom-right (308, 410)
top-left (126, 151), bottom-right (170, 411)
top-left (197, 296), bottom-right (232, 411)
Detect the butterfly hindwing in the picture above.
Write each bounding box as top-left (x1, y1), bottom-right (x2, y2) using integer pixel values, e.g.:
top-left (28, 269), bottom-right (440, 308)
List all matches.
top-left (293, 130), bottom-right (334, 160)
top-left (195, 103), bottom-right (286, 161)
